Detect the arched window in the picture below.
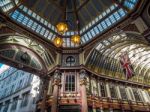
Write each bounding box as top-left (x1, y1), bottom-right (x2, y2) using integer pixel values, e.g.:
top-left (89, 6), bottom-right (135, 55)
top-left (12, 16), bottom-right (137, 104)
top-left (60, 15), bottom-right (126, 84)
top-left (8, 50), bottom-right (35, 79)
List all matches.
top-left (99, 82), bottom-right (107, 97)
top-left (66, 56), bottom-right (75, 66)
top-left (109, 84), bottom-right (117, 99)
top-left (120, 86), bottom-right (128, 100)
top-left (132, 88), bottom-right (142, 102)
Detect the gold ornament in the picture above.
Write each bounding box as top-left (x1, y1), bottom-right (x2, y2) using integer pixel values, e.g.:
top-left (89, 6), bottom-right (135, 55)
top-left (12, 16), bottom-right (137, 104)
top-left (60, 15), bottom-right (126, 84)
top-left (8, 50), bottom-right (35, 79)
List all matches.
top-left (56, 22), bottom-right (68, 34)
top-left (71, 35), bottom-right (81, 44)
top-left (53, 37), bottom-right (63, 47)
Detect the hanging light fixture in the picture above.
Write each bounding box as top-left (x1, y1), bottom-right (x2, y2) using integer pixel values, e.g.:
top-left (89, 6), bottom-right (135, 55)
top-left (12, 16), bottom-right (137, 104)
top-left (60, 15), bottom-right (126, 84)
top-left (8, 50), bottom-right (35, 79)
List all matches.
top-left (56, 1), bottom-right (68, 34)
top-left (71, 34), bottom-right (80, 44)
top-left (54, 1), bottom-right (67, 47)
top-left (53, 37), bottom-right (63, 47)
top-left (71, 0), bottom-right (81, 45)
top-left (56, 22), bottom-right (68, 34)
top-left (54, 0), bottom-right (81, 47)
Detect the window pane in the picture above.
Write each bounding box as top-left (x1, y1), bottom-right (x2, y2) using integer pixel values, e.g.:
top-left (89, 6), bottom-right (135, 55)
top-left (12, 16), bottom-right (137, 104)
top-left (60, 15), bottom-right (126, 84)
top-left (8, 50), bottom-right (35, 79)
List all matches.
top-left (65, 74), bottom-right (75, 92)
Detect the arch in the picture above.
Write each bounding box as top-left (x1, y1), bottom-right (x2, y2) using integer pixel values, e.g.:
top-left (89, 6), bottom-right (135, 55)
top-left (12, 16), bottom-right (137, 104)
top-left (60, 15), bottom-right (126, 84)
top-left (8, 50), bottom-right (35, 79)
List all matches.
top-left (0, 34), bottom-right (56, 76)
top-left (85, 32), bottom-right (150, 84)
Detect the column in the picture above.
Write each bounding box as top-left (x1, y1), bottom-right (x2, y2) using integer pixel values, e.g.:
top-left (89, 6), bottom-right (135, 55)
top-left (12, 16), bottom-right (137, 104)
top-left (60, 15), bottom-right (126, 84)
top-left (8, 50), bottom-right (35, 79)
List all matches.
top-left (79, 69), bottom-right (88, 112)
top-left (1, 103), bottom-right (4, 112)
top-left (47, 80), bottom-right (52, 95)
top-left (105, 82), bottom-right (111, 98)
top-left (141, 90), bottom-right (150, 103)
top-left (27, 93), bottom-right (35, 112)
top-left (116, 85), bottom-right (121, 99)
top-left (100, 107), bottom-right (104, 112)
top-left (109, 108), bottom-right (113, 112)
top-left (16, 95), bottom-right (22, 112)
top-left (41, 78), bottom-right (49, 112)
top-left (51, 70), bottom-right (61, 112)
top-left (105, 82), bottom-right (112, 111)
top-left (7, 100), bottom-right (12, 112)
top-left (93, 108), bottom-right (96, 112)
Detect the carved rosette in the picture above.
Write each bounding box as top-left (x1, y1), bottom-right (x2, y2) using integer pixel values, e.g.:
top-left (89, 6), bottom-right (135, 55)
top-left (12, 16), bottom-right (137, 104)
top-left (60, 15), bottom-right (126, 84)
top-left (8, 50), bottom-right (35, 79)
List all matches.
top-left (79, 69), bottom-right (87, 85)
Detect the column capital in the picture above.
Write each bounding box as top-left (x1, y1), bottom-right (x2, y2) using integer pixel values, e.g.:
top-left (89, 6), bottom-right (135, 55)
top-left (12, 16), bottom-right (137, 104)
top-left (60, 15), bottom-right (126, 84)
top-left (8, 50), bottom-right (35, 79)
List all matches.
top-left (53, 70), bottom-right (61, 86)
top-left (79, 69), bottom-right (88, 85)
top-left (80, 69), bottom-right (88, 112)
top-left (54, 69), bottom-right (61, 80)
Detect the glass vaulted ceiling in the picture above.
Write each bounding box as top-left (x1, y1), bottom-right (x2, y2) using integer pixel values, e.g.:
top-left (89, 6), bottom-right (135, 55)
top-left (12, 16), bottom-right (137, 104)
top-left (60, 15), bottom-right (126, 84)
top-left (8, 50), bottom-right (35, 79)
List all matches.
top-left (86, 33), bottom-right (150, 84)
top-left (0, 0), bottom-right (138, 48)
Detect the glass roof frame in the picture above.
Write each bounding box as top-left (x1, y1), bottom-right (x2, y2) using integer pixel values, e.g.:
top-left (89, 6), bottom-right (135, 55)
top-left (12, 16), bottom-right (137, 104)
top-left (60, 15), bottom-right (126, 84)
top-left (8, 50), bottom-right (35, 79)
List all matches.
top-left (0, 0), bottom-right (139, 48)
top-left (87, 32), bottom-right (150, 83)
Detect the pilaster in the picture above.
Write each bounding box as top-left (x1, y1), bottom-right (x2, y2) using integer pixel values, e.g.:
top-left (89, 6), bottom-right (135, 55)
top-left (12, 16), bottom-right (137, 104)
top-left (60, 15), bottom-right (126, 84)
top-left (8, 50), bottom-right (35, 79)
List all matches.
top-left (16, 96), bottom-right (22, 112)
top-left (116, 85), bottom-right (121, 99)
top-left (79, 69), bottom-right (88, 112)
top-left (41, 78), bottom-right (49, 112)
top-left (51, 70), bottom-right (61, 112)
top-left (106, 82), bottom-right (111, 98)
